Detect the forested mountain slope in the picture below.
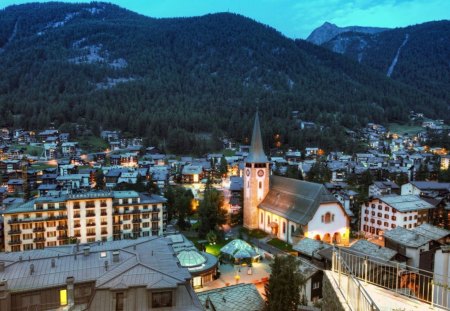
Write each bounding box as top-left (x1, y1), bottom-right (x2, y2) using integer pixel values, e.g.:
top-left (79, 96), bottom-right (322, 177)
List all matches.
top-left (0, 2), bottom-right (446, 153)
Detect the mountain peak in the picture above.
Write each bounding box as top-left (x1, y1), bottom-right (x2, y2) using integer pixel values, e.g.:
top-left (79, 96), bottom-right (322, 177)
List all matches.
top-left (307, 22), bottom-right (389, 45)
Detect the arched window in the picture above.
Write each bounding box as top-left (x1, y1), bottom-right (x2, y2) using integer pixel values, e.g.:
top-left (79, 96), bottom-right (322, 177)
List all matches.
top-left (324, 212), bottom-right (331, 223)
top-left (259, 181), bottom-right (262, 189)
top-left (260, 213), bottom-right (263, 224)
top-left (267, 215), bottom-right (270, 225)
top-left (282, 222), bottom-right (286, 234)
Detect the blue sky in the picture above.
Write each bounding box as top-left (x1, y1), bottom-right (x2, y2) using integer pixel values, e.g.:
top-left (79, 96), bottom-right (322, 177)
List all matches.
top-left (1, 0), bottom-right (449, 38)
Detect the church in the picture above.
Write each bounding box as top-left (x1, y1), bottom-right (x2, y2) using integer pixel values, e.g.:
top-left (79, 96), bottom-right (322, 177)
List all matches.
top-left (243, 113), bottom-right (350, 246)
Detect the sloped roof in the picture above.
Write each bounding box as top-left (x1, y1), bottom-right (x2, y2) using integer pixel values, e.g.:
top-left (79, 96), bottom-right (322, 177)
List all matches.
top-left (0, 236), bottom-right (191, 293)
top-left (350, 240), bottom-right (397, 261)
top-left (197, 283), bottom-right (264, 311)
top-left (246, 112), bottom-right (268, 163)
top-left (258, 176), bottom-right (339, 225)
top-left (378, 194), bottom-right (434, 212)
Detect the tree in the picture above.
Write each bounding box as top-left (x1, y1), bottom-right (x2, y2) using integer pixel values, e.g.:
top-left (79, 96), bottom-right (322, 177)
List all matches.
top-left (415, 164), bottom-right (429, 181)
top-left (94, 170), bottom-right (105, 190)
top-left (265, 255), bottom-right (305, 311)
top-left (306, 161), bottom-right (331, 183)
top-left (219, 156), bottom-right (228, 177)
top-left (286, 165), bottom-right (303, 180)
top-left (198, 180), bottom-right (227, 238)
top-left (165, 186), bottom-right (193, 230)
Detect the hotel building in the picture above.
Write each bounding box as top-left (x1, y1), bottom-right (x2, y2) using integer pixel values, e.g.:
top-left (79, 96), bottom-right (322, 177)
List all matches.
top-left (2, 191), bottom-right (167, 252)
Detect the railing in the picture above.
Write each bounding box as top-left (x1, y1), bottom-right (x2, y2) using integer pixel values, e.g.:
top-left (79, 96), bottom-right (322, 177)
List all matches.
top-left (332, 247), bottom-right (380, 311)
top-left (9, 239), bottom-right (21, 245)
top-left (332, 247), bottom-right (450, 310)
top-left (33, 237), bottom-right (46, 243)
top-left (8, 229), bottom-right (22, 235)
top-left (33, 227), bottom-right (45, 232)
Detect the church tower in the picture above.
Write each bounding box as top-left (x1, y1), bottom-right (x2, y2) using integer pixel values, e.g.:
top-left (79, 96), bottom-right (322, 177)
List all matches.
top-left (243, 112), bottom-right (270, 230)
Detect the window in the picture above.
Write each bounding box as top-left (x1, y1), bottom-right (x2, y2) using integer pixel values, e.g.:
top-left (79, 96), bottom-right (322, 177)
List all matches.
top-left (364, 217), bottom-right (368, 222)
top-left (385, 206), bottom-right (389, 211)
top-left (261, 213), bottom-right (263, 224)
top-left (377, 220), bottom-right (382, 225)
top-left (409, 216), bottom-right (412, 221)
top-left (267, 215), bottom-right (270, 225)
top-left (378, 205), bottom-right (382, 210)
top-left (392, 216), bottom-right (396, 221)
top-left (363, 225), bottom-right (368, 231)
top-left (282, 222), bottom-right (286, 234)
top-left (404, 217), bottom-right (407, 221)
top-left (259, 181), bottom-right (262, 189)
top-left (365, 210), bottom-right (369, 214)
top-left (371, 204), bottom-right (375, 209)
top-left (323, 212), bottom-right (331, 224)
top-left (152, 291), bottom-right (173, 308)
top-left (23, 233), bottom-right (33, 240)
top-left (22, 223), bottom-right (32, 229)
top-left (371, 211), bottom-right (375, 216)
top-left (391, 224), bottom-right (396, 228)
top-left (47, 231), bottom-right (56, 237)
top-left (60, 289), bottom-right (67, 306)
top-left (377, 213), bottom-right (382, 217)
top-left (384, 214), bottom-right (389, 219)
top-left (384, 222), bottom-right (389, 227)
top-left (313, 282), bottom-right (320, 289)
top-left (116, 293), bottom-right (124, 311)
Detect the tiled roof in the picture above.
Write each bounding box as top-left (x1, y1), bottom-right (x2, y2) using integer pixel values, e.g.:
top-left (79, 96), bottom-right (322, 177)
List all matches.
top-left (197, 283), bottom-right (264, 311)
top-left (377, 194), bottom-right (434, 212)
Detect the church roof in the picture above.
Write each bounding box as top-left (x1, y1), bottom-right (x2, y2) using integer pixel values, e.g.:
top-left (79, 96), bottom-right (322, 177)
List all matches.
top-left (246, 112), bottom-right (268, 163)
top-left (258, 176), bottom-right (339, 225)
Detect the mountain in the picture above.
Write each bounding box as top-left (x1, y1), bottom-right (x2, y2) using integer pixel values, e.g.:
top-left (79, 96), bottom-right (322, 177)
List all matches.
top-left (320, 21), bottom-right (450, 102)
top-left (0, 2), bottom-right (447, 154)
top-left (306, 22), bottom-right (389, 45)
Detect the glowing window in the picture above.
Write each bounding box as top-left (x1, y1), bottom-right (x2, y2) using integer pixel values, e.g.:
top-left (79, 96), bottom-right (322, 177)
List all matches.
top-left (60, 289), bottom-right (67, 306)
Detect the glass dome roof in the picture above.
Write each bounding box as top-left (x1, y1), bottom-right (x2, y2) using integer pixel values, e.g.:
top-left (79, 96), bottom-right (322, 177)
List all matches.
top-left (177, 249), bottom-right (207, 268)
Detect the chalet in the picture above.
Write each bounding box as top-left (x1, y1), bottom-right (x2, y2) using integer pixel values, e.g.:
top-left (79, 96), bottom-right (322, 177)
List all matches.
top-left (7, 179), bottom-right (24, 194)
top-left (37, 183), bottom-right (59, 196)
top-left (100, 130), bottom-right (120, 142)
top-left (37, 129), bottom-right (59, 142)
top-left (59, 133), bottom-right (70, 143)
top-left (401, 181), bottom-right (450, 197)
top-left (369, 181), bottom-right (400, 196)
top-left (61, 142), bottom-right (78, 157)
top-left (145, 146), bottom-right (162, 155)
top-left (384, 224), bottom-right (450, 270)
top-left (182, 165), bottom-right (203, 183)
top-left (43, 143), bottom-right (57, 159)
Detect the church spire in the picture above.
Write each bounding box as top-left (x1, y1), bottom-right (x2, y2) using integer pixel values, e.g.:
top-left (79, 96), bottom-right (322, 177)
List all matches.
top-left (246, 112), bottom-right (268, 163)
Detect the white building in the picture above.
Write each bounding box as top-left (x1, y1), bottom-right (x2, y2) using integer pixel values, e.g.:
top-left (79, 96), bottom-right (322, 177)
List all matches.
top-left (243, 113), bottom-right (350, 245)
top-left (360, 194), bottom-right (434, 237)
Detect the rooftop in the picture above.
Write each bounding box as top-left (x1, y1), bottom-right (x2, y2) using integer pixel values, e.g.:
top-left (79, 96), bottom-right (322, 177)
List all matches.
top-left (377, 194), bottom-right (434, 212)
top-left (197, 283), bottom-right (264, 311)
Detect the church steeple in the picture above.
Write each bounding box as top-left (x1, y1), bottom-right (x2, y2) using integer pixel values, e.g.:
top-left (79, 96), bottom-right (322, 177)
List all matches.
top-left (246, 112), bottom-right (268, 163)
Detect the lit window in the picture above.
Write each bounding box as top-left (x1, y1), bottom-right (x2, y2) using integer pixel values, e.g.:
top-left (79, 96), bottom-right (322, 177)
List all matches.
top-left (60, 289), bottom-right (67, 306)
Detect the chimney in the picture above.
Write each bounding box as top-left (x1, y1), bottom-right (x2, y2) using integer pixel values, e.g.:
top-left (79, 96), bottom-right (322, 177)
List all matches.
top-left (112, 251), bottom-right (120, 263)
top-left (0, 262), bottom-right (4, 272)
top-left (51, 259), bottom-right (56, 268)
top-left (30, 264), bottom-right (34, 275)
top-left (66, 277), bottom-right (75, 307)
top-left (83, 246), bottom-right (90, 256)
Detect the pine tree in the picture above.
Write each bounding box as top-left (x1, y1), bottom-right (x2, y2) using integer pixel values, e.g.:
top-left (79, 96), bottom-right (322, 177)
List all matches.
top-left (264, 255), bottom-right (305, 311)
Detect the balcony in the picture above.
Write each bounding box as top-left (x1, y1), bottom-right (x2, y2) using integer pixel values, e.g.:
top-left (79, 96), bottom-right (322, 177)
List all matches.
top-left (33, 227), bottom-right (45, 232)
top-left (85, 204), bottom-right (96, 209)
top-left (86, 213), bottom-right (96, 218)
top-left (8, 229), bottom-right (22, 235)
top-left (73, 205), bottom-right (80, 210)
top-left (74, 223), bottom-right (81, 228)
top-left (86, 223), bottom-right (96, 227)
top-left (74, 233), bottom-right (81, 237)
top-left (132, 228), bottom-right (142, 232)
top-left (113, 221), bottom-right (123, 226)
top-left (151, 218), bottom-right (160, 222)
top-left (101, 221), bottom-right (108, 226)
top-left (74, 214), bottom-right (81, 218)
top-left (57, 235), bottom-right (68, 240)
top-left (101, 231), bottom-right (108, 235)
top-left (113, 230), bottom-right (121, 234)
top-left (132, 219), bottom-right (142, 223)
top-left (57, 225), bottom-right (68, 230)
top-left (152, 208), bottom-right (160, 213)
top-left (9, 240), bottom-right (21, 245)
top-left (86, 232), bottom-right (96, 236)
top-left (33, 237), bottom-right (46, 243)
top-left (100, 211), bottom-right (107, 216)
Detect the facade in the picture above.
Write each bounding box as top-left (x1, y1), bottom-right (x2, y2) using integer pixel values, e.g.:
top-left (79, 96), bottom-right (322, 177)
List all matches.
top-left (0, 237), bottom-right (203, 311)
top-left (2, 191), bottom-right (167, 252)
top-left (360, 194), bottom-right (435, 237)
top-left (243, 113), bottom-right (350, 245)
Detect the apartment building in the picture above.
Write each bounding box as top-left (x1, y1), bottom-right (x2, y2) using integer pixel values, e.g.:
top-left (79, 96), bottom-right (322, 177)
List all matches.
top-left (360, 194), bottom-right (434, 237)
top-left (2, 191), bottom-right (167, 252)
